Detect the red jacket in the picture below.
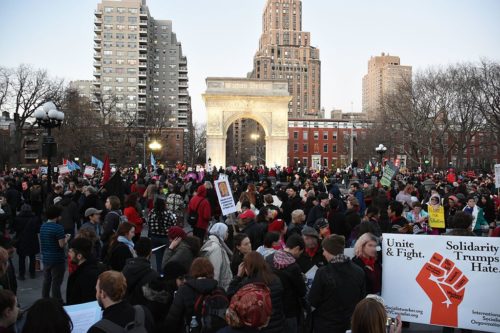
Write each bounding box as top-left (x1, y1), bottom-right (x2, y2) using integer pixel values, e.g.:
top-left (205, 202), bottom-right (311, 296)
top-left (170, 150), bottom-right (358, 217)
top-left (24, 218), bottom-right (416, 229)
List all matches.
top-left (188, 185), bottom-right (212, 230)
top-left (124, 206), bottom-right (143, 235)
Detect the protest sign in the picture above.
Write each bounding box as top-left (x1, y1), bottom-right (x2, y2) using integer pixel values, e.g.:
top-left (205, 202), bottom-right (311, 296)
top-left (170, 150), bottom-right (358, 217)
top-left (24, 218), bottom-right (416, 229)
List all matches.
top-left (428, 205), bottom-right (445, 229)
top-left (380, 163), bottom-right (399, 187)
top-left (58, 165), bottom-right (69, 175)
top-left (214, 178), bottom-right (237, 216)
top-left (84, 166), bottom-right (95, 178)
top-left (39, 166), bottom-right (48, 175)
top-left (382, 234), bottom-right (500, 332)
top-left (64, 301), bottom-right (101, 333)
top-left (495, 164), bottom-right (500, 188)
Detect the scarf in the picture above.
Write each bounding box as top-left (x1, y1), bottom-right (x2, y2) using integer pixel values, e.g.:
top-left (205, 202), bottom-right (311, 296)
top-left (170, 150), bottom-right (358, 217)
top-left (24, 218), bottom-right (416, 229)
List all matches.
top-left (273, 250), bottom-right (296, 269)
top-left (360, 256), bottom-right (376, 270)
top-left (305, 245), bottom-right (319, 258)
top-left (330, 254), bottom-right (350, 264)
top-left (118, 236), bottom-right (137, 257)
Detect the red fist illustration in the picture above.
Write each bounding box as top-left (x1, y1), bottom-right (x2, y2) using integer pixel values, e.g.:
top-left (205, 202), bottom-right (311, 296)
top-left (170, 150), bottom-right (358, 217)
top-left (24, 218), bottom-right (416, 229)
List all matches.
top-left (416, 252), bottom-right (468, 327)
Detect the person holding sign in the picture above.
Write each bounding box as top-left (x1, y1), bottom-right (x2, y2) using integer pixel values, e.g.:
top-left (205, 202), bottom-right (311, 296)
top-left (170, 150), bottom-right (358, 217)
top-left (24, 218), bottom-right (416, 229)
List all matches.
top-left (462, 196), bottom-right (488, 236)
top-left (427, 195), bottom-right (445, 234)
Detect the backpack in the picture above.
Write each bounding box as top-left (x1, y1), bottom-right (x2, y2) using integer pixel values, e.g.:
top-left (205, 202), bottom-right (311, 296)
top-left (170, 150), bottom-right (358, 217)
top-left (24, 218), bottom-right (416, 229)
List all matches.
top-left (187, 199), bottom-right (205, 228)
top-left (190, 287), bottom-right (229, 333)
top-left (109, 210), bottom-right (129, 224)
top-left (91, 305), bottom-right (146, 333)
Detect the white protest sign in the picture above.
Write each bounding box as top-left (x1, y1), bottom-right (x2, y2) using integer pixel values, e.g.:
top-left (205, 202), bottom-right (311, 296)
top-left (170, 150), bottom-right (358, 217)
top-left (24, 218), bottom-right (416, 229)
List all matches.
top-left (214, 178), bottom-right (237, 216)
top-left (64, 301), bottom-right (102, 333)
top-left (58, 165), bottom-right (70, 175)
top-left (382, 234), bottom-right (500, 332)
top-left (84, 166), bottom-right (95, 178)
top-left (39, 166), bottom-right (48, 175)
top-left (495, 164), bottom-right (500, 188)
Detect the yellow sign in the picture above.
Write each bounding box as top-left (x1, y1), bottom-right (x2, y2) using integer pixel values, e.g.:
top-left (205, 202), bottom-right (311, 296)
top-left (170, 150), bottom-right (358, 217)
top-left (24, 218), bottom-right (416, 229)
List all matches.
top-left (428, 205), bottom-right (445, 229)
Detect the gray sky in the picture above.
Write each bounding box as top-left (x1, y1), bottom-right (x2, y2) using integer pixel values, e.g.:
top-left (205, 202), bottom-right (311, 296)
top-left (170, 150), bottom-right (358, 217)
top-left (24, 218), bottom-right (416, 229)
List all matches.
top-left (1, 0), bottom-right (499, 123)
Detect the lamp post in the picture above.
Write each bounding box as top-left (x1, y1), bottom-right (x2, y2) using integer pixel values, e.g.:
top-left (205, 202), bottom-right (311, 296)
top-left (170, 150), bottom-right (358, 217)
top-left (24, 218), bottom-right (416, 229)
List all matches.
top-left (375, 144), bottom-right (387, 170)
top-left (250, 133), bottom-right (260, 163)
top-left (34, 102), bottom-right (64, 194)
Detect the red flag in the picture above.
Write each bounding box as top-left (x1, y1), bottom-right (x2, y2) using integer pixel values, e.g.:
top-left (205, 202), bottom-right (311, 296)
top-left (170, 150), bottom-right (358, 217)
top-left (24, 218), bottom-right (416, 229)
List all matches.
top-left (101, 155), bottom-right (111, 185)
top-left (63, 158), bottom-right (68, 166)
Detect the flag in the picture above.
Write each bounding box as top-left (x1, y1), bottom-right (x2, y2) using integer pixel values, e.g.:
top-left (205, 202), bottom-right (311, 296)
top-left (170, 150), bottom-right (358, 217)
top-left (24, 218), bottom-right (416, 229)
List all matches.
top-left (67, 161), bottom-right (74, 171)
top-left (63, 158), bottom-right (68, 166)
top-left (365, 163), bottom-right (371, 174)
top-left (150, 152), bottom-right (156, 168)
top-left (101, 155), bottom-right (111, 185)
top-left (91, 156), bottom-right (104, 169)
top-left (73, 161), bottom-right (81, 171)
top-left (103, 171), bottom-right (125, 204)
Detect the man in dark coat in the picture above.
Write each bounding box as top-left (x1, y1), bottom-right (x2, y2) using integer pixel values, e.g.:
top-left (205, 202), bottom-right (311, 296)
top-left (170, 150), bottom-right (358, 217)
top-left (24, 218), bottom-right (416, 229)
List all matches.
top-left (308, 235), bottom-right (366, 333)
top-left (12, 204), bottom-right (40, 279)
top-left (306, 192), bottom-right (329, 226)
top-left (282, 185), bottom-right (303, 225)
top-left (66, 238), bottom-right (105, 305)
top-left (296, 226), bottom-right (326, 274)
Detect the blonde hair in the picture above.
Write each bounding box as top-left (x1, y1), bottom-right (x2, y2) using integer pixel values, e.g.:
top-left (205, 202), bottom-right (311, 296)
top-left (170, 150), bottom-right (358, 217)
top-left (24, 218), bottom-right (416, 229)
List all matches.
top-left (354, 233), bottom-right (378, 258)
top-left (291, 209), bottom-right (305, 224)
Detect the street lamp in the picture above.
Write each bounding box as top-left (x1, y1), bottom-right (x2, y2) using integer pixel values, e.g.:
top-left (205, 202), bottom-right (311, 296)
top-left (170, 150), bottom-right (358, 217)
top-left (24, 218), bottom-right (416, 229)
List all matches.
top-left (34, 101), bottom-right (64, 193)
top-left (250, 133), bottom-right (260, 163)
top-left (375, 144), bottom-right (387, 169)
top-left (148, 140), bottom-right (162, 151)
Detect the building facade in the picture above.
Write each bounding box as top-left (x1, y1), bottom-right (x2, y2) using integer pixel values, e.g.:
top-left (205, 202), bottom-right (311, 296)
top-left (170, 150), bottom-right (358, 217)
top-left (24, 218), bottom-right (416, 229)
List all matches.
top-left (362, 52), bottom-right (412, 119)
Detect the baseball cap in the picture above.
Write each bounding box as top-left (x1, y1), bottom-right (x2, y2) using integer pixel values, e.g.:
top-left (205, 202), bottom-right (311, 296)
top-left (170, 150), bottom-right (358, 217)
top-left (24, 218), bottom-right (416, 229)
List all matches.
top-left (85, 207), bottom-right (102, 217)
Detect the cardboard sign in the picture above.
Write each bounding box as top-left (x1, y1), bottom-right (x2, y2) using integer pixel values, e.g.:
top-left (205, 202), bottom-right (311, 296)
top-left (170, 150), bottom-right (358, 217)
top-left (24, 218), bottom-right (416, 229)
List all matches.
top-left (84, 166), bottom-right (95, 178)
top-left (495, 164), bottom-right (500, 188)
top-left (58, 165), bottom-right (70, 175)
top-left (428, 205), bottom-right (445, 229)
top-left (214, 178), bottom-right (237, 216)
top-left (382, 234), bottom-right (500, 332)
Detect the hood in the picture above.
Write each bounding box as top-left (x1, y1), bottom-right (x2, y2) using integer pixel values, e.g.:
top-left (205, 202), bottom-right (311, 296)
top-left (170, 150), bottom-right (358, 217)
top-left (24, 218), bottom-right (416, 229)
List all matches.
top-left (122, 258), bottom-right (154, 288)
top-left (185, 277), bottom-right (218, 294)
top-left (272, 250), bottom-right (296, 269)
top-left (196, 185), bottom-right (207, 198)
top-left (142, 284), bottom-right (171, 303)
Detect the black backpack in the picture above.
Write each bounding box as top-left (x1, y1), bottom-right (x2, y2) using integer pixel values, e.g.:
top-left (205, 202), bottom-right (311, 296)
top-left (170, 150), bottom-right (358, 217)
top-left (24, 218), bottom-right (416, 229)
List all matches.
top-left (191, 288), bottom-right (229, 333)
top-left (91, 305), bottom-right (147, 333)
top-left (187, 199), bottom-right (205, 228)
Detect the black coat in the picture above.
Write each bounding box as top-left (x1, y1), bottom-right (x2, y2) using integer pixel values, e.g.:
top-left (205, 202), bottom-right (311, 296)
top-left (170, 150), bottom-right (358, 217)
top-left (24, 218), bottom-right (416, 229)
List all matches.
top-left (164, 278), bottom-right (222, 333)
top-left (227, 276), bottom-right (284, 333)
top-left (308, 260), bottom-right (366, 333)
top-left (306, 204), bottom-right (327, 227)
top-left (240, 220), bottom-right (266, 250)
top-left (66, 258), bottom-right (105, 305)
top-left (107, 242), bottom-right (134, 271)
top-left (88, 301), bottom-right (155, 333)
top-left (266, 252), bottom-right (307, 318)
top-left (296, 246), bottom-right (327, 274)
top-left (352, 256), bottom-right (382, 295)
top-left (12, 211), bottom-right (40, 256)
top-left (57, 196), bottom-right (79, 233)
top-left (122, 257), bottom-right (158, 306)
top-left (282, 195), bottom-right (303, 224)
top-left (328, 211), bottom-right (350, 240)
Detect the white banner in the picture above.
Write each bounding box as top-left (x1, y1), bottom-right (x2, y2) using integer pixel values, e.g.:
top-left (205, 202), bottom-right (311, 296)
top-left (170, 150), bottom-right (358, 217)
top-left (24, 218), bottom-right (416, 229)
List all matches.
top-left (382, 234), bottom-right (500, 332)
top-left (214, 178), bottom-right (237, 216)
top-left (84, 166), bottom-right (95, 178)
top-left (495, 164), bottom-right (500, 188)
top-left (58, 165), bottom-right (69, 175)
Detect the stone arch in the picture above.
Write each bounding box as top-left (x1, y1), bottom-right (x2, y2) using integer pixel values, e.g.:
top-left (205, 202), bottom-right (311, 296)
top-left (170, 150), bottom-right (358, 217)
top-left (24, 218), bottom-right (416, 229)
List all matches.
top-left (203, 78), bottom-right (290, 168)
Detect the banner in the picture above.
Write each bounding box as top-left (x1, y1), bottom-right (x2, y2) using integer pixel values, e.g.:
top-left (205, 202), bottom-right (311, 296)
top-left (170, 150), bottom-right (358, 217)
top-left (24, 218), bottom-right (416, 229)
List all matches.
top-left (214, 178), bottom-right (237, 216)
top-left (84, 166), bottom-right (95, 178)
top-left (428, 205), bottom-right (445, 229)
top-left (58, 165), bottom-right (69, 175)
top-left (380, 162), bottom-right (399, 187)
top-left (495, 164), bottom-right (500, 188)
top-left (382, 234), bottom-right (500, 332)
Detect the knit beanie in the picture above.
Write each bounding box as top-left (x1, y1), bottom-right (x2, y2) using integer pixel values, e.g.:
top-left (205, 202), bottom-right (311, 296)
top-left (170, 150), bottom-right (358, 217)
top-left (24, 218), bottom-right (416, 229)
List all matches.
top-left (321, 235), bottom-right (345, 255)
top-left (168, 226), bottom-right (187, 240)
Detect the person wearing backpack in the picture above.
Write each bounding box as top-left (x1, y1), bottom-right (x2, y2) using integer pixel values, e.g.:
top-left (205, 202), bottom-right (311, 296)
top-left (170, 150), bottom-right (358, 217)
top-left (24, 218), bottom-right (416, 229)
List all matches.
top-left (164, 257), bottom-right (228, 333)
top-left (187, 185), bottom-right (211, 241)
top-left (101, 196), bottom-right (124, 260)
top-left (88, 270), bottom-right (155, 333)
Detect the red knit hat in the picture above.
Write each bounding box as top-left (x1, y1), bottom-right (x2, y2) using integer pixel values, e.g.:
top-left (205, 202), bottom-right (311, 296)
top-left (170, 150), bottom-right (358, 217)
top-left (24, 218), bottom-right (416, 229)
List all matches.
top-left (168, 226), bottom-right (187, 240)
top-left (268, 219), bottom-right (285, 233)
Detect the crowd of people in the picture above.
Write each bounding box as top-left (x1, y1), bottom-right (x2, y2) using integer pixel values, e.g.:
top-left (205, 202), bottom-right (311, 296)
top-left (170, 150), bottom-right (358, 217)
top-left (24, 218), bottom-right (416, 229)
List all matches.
top-left (0, 164), bottom-right (498, 333)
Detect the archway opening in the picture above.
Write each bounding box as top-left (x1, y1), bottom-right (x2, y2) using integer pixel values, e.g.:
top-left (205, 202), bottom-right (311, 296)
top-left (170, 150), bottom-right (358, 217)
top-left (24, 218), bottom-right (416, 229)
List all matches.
top-left (226, 118), bottom-right (266, 166)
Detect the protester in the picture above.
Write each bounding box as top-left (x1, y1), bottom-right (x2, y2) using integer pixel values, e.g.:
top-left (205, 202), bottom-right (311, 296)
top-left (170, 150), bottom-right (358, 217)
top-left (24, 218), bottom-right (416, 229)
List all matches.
top-left (352, 233), bottom-right (382, 295)
top-left (256, 232), bottom-right (280, 259)
top-left (230, 233), bottom-right (252, 276)
top-left (296, 226), bottom-right (326, 273)
top-left (187, 184), bottom-right (212, 241)
top-left (123, 193), bottom-right (144, 242)
top-left (21, 297), bottom-right (73, 333)
top-left (162, 226), bottom-right (194, 273)
top-left (463, 196), bottom-right (489, 236)
top-left (56, 191), bottom-right (79, 239)
top-left (0, 290), bottom-right (18, 333)
top-left (287, 209), bottom-right (306, 238)
top-left (350, 297), bottom-right (402, 333)
top-left (105, 222), bottom-right (137, 271)
top-left (100, 195), bottom-right (123, 259)
top-left (147, 197), bottom-right (176, 273)
top-left (88, 270), bottom-right (155, 333)
top-left (12, 204), bottom-right (40, 280)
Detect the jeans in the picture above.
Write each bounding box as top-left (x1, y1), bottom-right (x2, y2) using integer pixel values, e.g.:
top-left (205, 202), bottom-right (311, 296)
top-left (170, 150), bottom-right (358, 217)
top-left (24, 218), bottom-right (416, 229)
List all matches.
top-left (42, 262), bottom-right (66, 303)
top-left (150, 235), bottom-right (169, 274)
top-left (18, 254), bottom-right (36, 277)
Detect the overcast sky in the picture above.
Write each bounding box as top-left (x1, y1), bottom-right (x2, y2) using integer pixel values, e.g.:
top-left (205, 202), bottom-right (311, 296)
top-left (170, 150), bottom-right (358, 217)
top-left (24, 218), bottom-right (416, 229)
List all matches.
top-left (1, 0), bottom-right (499, 123)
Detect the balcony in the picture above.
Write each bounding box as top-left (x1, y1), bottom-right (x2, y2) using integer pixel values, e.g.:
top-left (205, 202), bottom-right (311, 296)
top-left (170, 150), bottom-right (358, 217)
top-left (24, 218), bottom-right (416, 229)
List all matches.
top-left (140, 20), bottom-right (148, 26)
top-left (178, 89), bottom-right (188, 96)
top-left (93, 53), bottom-right (101, 60)
top-left (139, 54), bottom-right (147, 60)
top-left (178, 105), bottom-right (188, 111)
top-left (140, 10), bottom-right (148, 18)
top-left (93, 43), bottom-right (101, 50)
top-left (179, 82), bottom-right (188, 88)
top-left (93, 35), bottom-right (101, 42)
top-left (138, 71), bottom-right (147, 77)
top-left (179, 74), bottom-right (188, 79)
top-left (94, 9), bottom-right (102, 17)
top-left (93, 70), bottom-right (102, 77)
top-left (139, 45), bottom-right (147, 52)
top-left (139, 61), bottom-right (147, 69)
top-left (139, 37), bottom-right (147, 44)
top-left (178, 113), bottom-right (188, 119)
top-left (139, 28), bottom-right (148, 35)
top-left (178, 98), bottom-right (188, 104)
top-left (94, 26), bottom-right (102, 32)
top-left (179, 67), bottom-right (187, 73)
top-left (92, 81), bottom-right (101, 86)
top-left (138, 97), bottom-right (146, 103)
top-left (138, 80), bottom-right (146, 86)
top-left (94, 19), bottom-right (102, 26)
top-left (138, 89), bottom-right (146, 95)
top-left (93, 61), bottom-right (101, 67)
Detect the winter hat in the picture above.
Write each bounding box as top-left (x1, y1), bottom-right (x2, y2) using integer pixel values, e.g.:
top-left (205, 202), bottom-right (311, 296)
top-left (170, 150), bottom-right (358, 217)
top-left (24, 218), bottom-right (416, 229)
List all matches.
top-left (268, 219), bottom-right (285, 233)
top-left (163, 261), bottom-right (188, 281)
top-left (209, 222), bottom-right (228, 239)
top-left (168, 226), bottom-right (187, 240)
top-left (225, 283), bottom-right (272, 329)
top-left (301, 226), bottom-right (319, 238)
top-left (239, 209), bottom-right (256, 220)
top-left (448, 195), bottom-right (459, 203)
top-left (314, 218), bottom-right (329, 230)
top-left (322, 235), bottom-right (345, 255)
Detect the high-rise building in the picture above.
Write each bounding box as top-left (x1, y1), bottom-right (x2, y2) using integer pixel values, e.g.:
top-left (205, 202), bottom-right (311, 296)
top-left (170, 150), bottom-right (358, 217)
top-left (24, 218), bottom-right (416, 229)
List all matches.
top-left (362, 52), bottom-right (412, 119)
top-left (251, 0), bottom-right (321, 118)
top-left (93, 0), bottom-right (191, 129)
top-left (69, 80), bottom-right (95, 100)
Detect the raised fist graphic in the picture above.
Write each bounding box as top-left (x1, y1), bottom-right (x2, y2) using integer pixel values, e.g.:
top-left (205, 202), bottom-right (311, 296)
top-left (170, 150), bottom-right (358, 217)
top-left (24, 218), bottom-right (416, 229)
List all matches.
top-left (416, 252), bottom-right (468, 327)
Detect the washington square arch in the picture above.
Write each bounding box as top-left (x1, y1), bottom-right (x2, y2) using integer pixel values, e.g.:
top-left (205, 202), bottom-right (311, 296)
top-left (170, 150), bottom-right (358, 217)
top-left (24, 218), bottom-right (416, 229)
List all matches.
top-left (203, 77), bottom-right (291, 168)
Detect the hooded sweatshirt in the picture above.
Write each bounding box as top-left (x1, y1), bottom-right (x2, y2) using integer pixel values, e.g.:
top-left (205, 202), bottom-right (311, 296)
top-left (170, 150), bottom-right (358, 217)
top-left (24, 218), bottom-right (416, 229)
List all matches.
top-left (188, 185), bottom-right (212, 230)
top-left (122, 257), bottom-right (158, 305)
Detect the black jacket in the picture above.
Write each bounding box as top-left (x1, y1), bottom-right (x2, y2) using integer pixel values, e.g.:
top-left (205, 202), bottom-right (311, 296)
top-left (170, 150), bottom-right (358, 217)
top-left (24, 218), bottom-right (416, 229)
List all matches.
top-left (328, 211), bottom-right (350, 240)
top-left (122, 257), bottom-right (158, 305)
top-left (66, 258), bottom-right (105, 305)
top-left (308, 259), bottom-right (366, 333)
top-left (240, 220), bottom-right (266, 250)
top-left (266, 252), bottom-right (307, 318)
top-left (57, 196), bottom-right (79, 233)
top-left (297, 246), bottom-right (327, 274)
top-left (88, 301), bottom-right (155, 333)
top-left (164, 278), bottom-right (222, 333)
top-left (12, 211), bottom-right (40, 256)
top-left (227, 276), bottom-right (284, 333)
top-left (306, 204), bottom-right (327, 227)
top-left (107, 242), bottom-right (134, 271)
top-left (282, 195), bottom-right (303, 224)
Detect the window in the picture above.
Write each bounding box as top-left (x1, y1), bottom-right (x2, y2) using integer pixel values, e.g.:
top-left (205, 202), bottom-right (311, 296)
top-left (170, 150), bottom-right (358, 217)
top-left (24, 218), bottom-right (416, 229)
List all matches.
top-left (332, 145), bottom-right (337, 153)
top-left (293, 131), bottom-right (298, 139)
top-left (127, 68), bottom-right (136, 74)
top-left (103, 67), bottom-right (113, 73)
top-left (293, 143), bottom-right (298, 152)
top-left (115, 86), bottom-right (124, 92)
top-left (303, 131), bottom-right (308, 140)
top-left (314, 131), bottom-right (319, 140)
top-left (115, 77), bottom-right (124, 83)
top-left (323, 144), bottom-right (328, 153)
top-left (303, 144), bottom-right (308, 153)
top-left (323, 132), bottom-right (328, 140)
top-left (333, 131), bottom-right (338, 140)
top-left (302, 158), bottom-right (308, 166)
top-left (128, 17), bottom-right (137, 23)
top-left (117, 7), bottom-right (126, 13)
top-left (104, 16), bottom-right (113, 23)
top-left (116, 16), bottom-right (125, 23)
top-left (127, 77), bottom-right (137, 83)
top-left (104, 7), bottom-right (114, 13)
top-left (323, 158), bottom-right (328, 167)
top-left (128, 8), bottom-right (138, 14)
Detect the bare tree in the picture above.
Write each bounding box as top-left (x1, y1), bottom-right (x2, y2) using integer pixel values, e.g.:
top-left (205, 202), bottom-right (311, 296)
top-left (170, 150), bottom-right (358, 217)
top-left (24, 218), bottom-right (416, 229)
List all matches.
top-left (473, 59), bottom-right (500, 138)
top-left (0, 67), bottom-right (10, 113)
top-left (193, 122), bottom-right (206, 164)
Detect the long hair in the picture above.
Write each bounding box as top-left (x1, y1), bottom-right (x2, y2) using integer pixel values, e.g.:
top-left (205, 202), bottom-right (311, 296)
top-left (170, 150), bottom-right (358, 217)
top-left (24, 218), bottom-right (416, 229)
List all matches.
top-left (351, 298), bottom-right (386, 333)
top-left (354, 232), bottom-right (378, 258)
top-left (109, 222), bottom-right (135, 249)
top-left (22, 298), bottom-right (73, 333)
top-left (243, 251), bottom-right (276, 285)
top-left (232, 233), bottom-right (249, 260)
